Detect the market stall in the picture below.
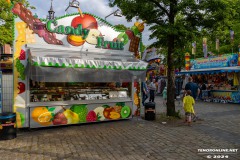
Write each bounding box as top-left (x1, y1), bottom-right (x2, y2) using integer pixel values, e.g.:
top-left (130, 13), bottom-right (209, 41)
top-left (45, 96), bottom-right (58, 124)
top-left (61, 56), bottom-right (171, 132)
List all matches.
top-left (12, 2), bottom-right (148, 128)
top-left (179, 53), bottom-right (240, 104)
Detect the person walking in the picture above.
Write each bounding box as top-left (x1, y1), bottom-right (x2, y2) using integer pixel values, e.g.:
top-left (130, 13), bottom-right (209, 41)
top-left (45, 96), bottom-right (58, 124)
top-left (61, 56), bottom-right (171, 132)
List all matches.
top-left (141, 81), bottom-right (149, 105)
top-left (184, 76), bottom-right (200, 100)
top-left (162, 86), bottom-right (167, 106)
top-left (198, 80), bottom-right (207, 100)
top-left (148, 79), bottom-right (156, 102)
top-left (183, 90), bottom-right (195, 126)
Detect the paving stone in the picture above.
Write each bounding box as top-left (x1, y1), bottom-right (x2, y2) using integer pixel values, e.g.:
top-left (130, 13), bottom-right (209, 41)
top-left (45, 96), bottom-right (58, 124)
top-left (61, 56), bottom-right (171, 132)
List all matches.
top-left (0, 96), bottom-right (239, 159)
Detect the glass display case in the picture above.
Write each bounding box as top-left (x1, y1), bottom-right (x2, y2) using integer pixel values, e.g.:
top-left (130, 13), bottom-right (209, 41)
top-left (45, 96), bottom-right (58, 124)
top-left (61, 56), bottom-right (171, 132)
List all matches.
top-left (29, 80), bottom-right (131, 102)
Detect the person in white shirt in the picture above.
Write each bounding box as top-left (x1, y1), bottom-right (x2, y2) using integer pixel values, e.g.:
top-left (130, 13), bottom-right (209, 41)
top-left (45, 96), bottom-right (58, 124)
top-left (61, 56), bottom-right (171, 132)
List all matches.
top-left (148, 79), bottom-right (157, 102)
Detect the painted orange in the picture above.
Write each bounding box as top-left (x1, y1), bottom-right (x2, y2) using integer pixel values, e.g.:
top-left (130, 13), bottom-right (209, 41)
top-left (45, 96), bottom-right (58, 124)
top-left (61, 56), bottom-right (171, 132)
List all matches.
top-left (31, 107), bottom-right (52, 126)
top-left (67, 35), bottom-right (85, 46)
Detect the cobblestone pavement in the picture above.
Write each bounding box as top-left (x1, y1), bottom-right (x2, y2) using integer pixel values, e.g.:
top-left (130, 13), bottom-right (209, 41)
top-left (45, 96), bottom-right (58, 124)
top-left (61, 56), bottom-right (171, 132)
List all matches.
top-left (0, 96), bottom-right (239, 160)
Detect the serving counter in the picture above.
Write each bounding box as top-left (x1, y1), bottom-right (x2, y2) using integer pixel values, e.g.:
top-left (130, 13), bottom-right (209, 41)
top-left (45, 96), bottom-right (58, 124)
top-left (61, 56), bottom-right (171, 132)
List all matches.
top-left (210, 89), bottom-right (240, 103)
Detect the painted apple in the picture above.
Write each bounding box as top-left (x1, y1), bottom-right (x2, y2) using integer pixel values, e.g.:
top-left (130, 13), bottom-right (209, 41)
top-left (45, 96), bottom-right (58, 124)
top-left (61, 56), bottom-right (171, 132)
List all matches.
top-left (18, 82), bottom-right (25, 94)
top-left (71, 14), bottom-right (98, 29)
top-left (52, 112), bottom-right (68, 125)
top-left (85, 29), bottom-right (101, 45)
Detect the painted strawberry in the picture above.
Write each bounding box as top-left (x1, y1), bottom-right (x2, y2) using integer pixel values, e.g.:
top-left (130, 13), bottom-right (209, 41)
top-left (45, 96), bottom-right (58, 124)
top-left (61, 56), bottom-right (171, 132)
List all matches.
top-left (134, 82), bottom-right (138, 88)
top-left (86, 111), bottom-right (97, 122)
top-left (19, 50), bottom-right (26, 60)
top-left (18, 82), bottom-right (25, 94)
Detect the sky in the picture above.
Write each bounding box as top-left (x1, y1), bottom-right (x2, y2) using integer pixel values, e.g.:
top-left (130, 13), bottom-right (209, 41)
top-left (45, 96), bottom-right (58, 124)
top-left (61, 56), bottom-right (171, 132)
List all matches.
top-left (27, 0), bottom-right (156, 46)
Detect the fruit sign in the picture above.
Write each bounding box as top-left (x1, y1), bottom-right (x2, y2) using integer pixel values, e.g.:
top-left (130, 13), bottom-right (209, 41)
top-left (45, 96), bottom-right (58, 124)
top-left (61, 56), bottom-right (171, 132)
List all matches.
top-left (30, 102), bottom-right (132, 128)
top-left (46, 15), bottom-right (125, 50)
top-left (46, 20), bottom-right (90, 38)
top-left (12, 2), bottom-right (145, 52)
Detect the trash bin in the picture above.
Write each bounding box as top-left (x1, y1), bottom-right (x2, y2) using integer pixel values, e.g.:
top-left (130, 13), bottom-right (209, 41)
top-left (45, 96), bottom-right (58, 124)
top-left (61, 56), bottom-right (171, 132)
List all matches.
top-left (144, 102), bottom-right (155, 120)
top-left (0, 112), bottom-right (17, 140)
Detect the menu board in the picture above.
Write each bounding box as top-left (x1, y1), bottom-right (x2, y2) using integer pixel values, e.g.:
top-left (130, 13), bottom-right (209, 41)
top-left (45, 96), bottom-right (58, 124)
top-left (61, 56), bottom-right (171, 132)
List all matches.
top-left (0, 71), bottom-right (2, 113)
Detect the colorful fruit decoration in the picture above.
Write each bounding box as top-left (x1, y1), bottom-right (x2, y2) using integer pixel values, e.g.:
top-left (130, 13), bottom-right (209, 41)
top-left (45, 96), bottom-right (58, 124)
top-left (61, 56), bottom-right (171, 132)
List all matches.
top-left (121, 106), bottom-right (131, 118)
top-left (134, 82), bottom-right (140, 116)
top-left (130, 25), bottom-right (139, 36)
top-left (125, 30), bottom-right (134, 40)
top-left (67, 10), bottom-right (98, 46)
top-left (62, 106), bottom-right (79, 124)
top-left (16, 112), bottom-right (25, 128)
top-left (130, 21), bottom-right (146, 37)
top-left (94, 107), bottom-right (105, 121)
top-left (103, 105), bottom-right (114, 119)
top-left (134, 21), bottom-right (146, 32)
top-left (18, 82), bottom-right (25, 94)
top-left (70, 104), bottom-right (88, 122)
top-left (185, 52), bottom-right (190, 70)
top-left (85, 29), bottom-right (101, 45)
top-left (134, 92), bottom-right (139, 106)
top-left (71, 14), bottom-right (98, 29)
top-left (15, 58), bottom-right (25, 80)
top-left (31, 106), bottom-right (55, 126)
top-left (19, 49), bottom-right (26, 60)
top-left (117, 32), bottom-right (129, 45)
top-left (86, 110), bottom-right (97, 122)
top-left (109, 112), bottom-right (121, 119)
top-left (67, 35), bottom-right (85, 46)
top-left (52, 112), bottom-right (67, 125)
top-left (113, 105), bottom-right (122, 114)
top-left (113, 102), bottom-right (125, 114)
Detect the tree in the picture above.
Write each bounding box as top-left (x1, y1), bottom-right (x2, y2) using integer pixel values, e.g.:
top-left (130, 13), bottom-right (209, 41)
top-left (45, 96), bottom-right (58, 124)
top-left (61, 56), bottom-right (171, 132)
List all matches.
top-left (0, 0), bottom-right (34, 46)
top-left (183, 0), bottom-right (240, 57)
top-left (109, 0), bottom-right (227, 116)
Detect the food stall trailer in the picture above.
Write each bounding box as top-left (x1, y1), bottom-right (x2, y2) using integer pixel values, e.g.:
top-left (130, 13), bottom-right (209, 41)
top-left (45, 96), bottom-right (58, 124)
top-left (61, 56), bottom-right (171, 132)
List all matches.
top-left (179, 53), bottom-right (240, 104)
top-left (12, 2), bottom-right (148, 128)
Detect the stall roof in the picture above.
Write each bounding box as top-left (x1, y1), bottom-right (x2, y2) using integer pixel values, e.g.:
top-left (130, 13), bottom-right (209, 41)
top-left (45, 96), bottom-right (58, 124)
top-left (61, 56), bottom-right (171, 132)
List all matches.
top-left (26, 44), bottom-right (148, 82)
top-left (27, 44), bottom-right (147, 70)
top-left (177, 66), bottom-right (240, 75)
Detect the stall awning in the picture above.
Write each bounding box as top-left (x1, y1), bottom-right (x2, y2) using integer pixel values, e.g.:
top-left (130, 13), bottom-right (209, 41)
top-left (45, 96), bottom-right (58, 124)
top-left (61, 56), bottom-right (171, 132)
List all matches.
top-left (26, 44), bottom-right (148, 82)
top-left (177, 67), bottom-right (240, 75)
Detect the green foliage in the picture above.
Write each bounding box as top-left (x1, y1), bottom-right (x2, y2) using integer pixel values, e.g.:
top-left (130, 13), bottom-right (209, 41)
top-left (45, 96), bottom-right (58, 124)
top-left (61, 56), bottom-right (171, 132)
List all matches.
top-left (109, 0), bottom-right (230, 116)
top-left (0, 0), bottom-right (34, 46)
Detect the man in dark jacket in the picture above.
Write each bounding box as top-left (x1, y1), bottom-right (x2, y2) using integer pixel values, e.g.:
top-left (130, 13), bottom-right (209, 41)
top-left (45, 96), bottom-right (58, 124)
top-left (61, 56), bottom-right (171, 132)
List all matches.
top-left (185, 77), bottom-right (200, 100)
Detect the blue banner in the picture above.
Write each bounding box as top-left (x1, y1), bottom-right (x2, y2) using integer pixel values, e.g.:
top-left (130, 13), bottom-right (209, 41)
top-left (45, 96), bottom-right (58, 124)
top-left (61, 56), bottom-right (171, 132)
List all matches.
top-left (190, 54), bottom-right (238, 70)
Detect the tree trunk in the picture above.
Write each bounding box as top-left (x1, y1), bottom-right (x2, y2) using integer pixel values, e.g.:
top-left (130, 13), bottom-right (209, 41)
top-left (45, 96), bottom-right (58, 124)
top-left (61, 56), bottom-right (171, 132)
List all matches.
top-left (166, 0), bottom-right (176, 116)
top-left (166, 35), bottom-right (176, 116)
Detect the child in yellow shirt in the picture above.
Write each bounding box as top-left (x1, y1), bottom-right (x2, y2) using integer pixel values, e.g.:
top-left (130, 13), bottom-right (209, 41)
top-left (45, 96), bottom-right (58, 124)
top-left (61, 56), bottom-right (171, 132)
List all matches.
top-left (183, 90), bottom-right (195, 126)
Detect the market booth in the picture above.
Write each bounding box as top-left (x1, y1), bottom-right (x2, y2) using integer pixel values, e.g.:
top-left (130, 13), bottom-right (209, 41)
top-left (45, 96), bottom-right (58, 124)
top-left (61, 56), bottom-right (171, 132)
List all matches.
top-left (12, 3), bottom-right (147, 128)
top-left (179, 53), bottom-right (240, 104)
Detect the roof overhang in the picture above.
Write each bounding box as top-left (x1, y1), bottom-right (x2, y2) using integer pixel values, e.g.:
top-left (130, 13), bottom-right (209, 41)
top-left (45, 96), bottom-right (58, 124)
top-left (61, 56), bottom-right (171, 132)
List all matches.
top-left (177, 67), bottom-right (240, 75)
top-left (26, 44), bottom-right (148, 82)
